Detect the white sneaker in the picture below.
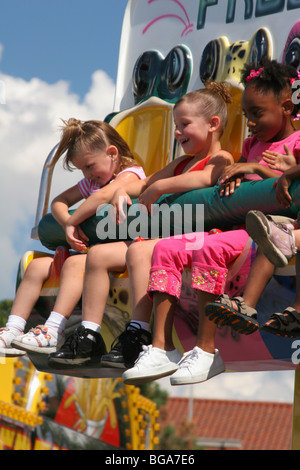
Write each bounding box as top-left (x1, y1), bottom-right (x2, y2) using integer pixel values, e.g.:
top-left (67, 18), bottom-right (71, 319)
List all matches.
top-left (11, 325), bottom-right (63, 354)
top-left (122, 345), bottom-right (182, 385)
top-left (170, 346), bottom-right (225, 385)
top-left (0, 327), bottom-right (26, 357)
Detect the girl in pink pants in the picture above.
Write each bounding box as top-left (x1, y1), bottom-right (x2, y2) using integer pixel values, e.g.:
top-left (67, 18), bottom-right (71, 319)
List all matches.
top-left (122, 229), bottom-right (274, 386)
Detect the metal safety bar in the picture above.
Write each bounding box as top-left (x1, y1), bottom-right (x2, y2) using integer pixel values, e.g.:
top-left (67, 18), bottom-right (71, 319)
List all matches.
top-left (30, 143), bottom-right (59, 240)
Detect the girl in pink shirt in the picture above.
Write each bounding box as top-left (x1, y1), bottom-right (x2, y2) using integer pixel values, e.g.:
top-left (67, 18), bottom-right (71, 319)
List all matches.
top-left (0, 119), bottom-right (145, 356)
top-left (219, 58), bottom-right (300, 195)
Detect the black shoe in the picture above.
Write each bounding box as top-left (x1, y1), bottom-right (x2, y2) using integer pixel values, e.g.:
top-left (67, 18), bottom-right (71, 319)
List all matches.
top-left (101, 322), bottom-right (152, 369)
top-left (48, 325), bottom-right (107, 369)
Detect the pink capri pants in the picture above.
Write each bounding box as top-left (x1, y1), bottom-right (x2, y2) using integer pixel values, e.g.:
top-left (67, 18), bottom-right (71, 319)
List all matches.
top-left (147, 229), bottom-right (255, 300)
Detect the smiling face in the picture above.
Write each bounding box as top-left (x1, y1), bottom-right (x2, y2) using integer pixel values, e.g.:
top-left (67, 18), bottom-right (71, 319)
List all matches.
top-left (72, 147), bottom-right (117, 186)
top-left (242, 84), bottom-right (294, 142)
top-left (173, 101), bottom-right (215, 156)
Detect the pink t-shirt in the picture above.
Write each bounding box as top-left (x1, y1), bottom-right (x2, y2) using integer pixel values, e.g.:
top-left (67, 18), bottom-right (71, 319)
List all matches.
top-left (78, 166), bottom-right (146, 199)
top-left (242, 131), bottom-right (300, 180)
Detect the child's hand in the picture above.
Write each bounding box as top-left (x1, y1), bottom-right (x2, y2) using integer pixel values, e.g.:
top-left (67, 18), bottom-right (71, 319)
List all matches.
top-left (138, 182), bottom-right (162, 213)
top-left (65, 224), bottom-right (89, 252)
top-left (273, 174), bottom-right (293, 208)
top-left (262, 145), bottom-right (296, 172)
top-left (219, 176), bottom-right (243, 197)
top-left (110, 189), bottom-right (132, 224)
top-left (218, 162), bottom-right (248, 196)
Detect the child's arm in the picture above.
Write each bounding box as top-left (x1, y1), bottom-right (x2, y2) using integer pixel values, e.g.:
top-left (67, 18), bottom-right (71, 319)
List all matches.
top-left (139, 152), bottom-right (233, 212)
top-left (219, 158), bottom-right (285, 197)
top-left (110, 156), bottom-right (191, 221)
top-left (51, 185), bottom-right (89, 252)
top-left (66, 171), bottom-right (143, 226)
top-left (274, 163), bottom-right (300, 208)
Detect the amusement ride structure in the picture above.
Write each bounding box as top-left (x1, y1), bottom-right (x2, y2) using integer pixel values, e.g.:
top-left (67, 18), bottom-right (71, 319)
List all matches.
top-left (2, 0), bottom-right (300, 450)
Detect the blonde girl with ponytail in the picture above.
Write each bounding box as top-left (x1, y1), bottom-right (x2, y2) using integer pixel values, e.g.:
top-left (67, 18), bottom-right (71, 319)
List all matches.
top-left (0, 119), bottom-right (145, 356)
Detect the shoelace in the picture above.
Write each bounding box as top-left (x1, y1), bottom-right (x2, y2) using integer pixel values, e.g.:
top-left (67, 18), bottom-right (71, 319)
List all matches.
top-left (110, 323), bottom-right (147, 351)
top-left (135, 344), bottom-right (152, 364)
top-left (63, 327), bottom-right (84, 354)
top-left (178, 348), bottom-right (200, 368)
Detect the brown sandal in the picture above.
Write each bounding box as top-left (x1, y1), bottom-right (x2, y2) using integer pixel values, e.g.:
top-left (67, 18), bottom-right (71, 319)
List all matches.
top-left (260, 307), bottom-right (300, 338)
top-left (205, 294), bottom-right (259, 335)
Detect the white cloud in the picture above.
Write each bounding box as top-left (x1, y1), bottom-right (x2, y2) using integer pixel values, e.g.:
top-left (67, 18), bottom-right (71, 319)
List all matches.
top-left (159, 370), bottom-right (295, 403)
top-left (0, 69), bottom-right (116, 299)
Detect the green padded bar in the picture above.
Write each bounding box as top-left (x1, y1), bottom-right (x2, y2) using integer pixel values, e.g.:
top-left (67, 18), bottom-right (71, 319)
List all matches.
top-left (38, 177), bottom-right (300, 251)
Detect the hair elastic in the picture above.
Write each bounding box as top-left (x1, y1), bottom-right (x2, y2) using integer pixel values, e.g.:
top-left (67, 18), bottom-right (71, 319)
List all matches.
top-left (246, 67), bottom-right (263, 83)
top-left (290, 71), bottom-right (300, 86)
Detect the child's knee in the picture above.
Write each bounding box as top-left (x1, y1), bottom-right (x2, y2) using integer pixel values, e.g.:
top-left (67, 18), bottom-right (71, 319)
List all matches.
top-left (126, 240), bottom-right (153, 269)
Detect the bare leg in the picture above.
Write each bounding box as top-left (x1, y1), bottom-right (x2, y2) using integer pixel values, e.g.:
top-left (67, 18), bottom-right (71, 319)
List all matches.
top-left (232, 249), bottom-right (275, 310)
top-left (53, 254), bottom-right (87, 319)
top-left (101, 239), bottom-right (160, 368)
top-left (196, 291), bottom-right (218, 354)
top-left (265, 250), bottom-right (300, 329)
top-left (81, 242), bottom-right (129, 325)
top-left (151, 293), bottom-right (177, 351)
top-left (46, 244), bottom-right (130, 366)
top-left (126, 239), bottom-right (160, 323)
top-left (151, 290), bottom-right (217, 354)
top-left (10, 256), bottom-right (54, 320)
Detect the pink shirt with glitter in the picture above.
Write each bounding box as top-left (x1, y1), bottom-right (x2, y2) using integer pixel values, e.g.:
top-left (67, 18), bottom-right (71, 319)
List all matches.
top-left (242, 130), bottom-right (300, 181)
top-left (77, 166), bottom-right (145, 199)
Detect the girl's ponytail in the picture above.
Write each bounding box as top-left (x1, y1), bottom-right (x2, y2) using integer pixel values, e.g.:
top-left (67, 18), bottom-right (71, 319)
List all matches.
top-left (205, 81), bottom-right (233, 105)
top-left (48, 119), bottom-right (139, 172)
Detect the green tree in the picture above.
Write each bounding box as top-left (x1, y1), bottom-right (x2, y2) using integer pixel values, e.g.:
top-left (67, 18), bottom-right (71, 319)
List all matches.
top-left (0, 299), bottom-right (12, 326)
top-left (138, 382), bottom-right (168, 409)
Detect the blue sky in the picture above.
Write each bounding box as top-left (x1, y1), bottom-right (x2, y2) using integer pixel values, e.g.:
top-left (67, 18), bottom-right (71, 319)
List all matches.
top-left (0, 0), bottom-right (127, 97)
top-left (0, 0), bottom-right (128, 303)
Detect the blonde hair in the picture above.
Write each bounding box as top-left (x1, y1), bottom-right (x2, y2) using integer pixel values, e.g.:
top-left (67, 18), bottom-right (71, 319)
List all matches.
top-left (50, 118), bottom-right (139, 173)
top-left (174, 82), bottom-right (232, 136)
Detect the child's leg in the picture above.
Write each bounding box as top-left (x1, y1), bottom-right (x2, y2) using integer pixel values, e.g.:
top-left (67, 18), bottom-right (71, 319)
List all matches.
top-left (102, 239), bottom-right (160, 368)
top-left (262, 250), bottom-right (300, 336)
top-left (122, 236), bottom-right (195, 384)
top-left (81, 241), bottom-right (129, 326)
top-left (126, 239), bottom-right (160, 325)
top-left (151, 293), bottom-right (177, 351)
top-left (241, 249), bottom-right (275, 308)
top-left (195, 291), bottom-right (218, 354)
top-left (170, 230), bottom-right (250, 385)
top-left (205, 234), bottom-right (274, 335)
top-left (148, 235), bottom-right (201, 350)
top-left (49, 242), bottom-right (129, 367)
top-left (1, 256), bottom-right (54, 356)
top-left (12, 254), bottom-right (87, 354)
top-left (245, 211), bottom-right (300, 336)
top-left (10, 256), bottom-right (54, 322)
top-left (52, 254), bottom-right (87, 319)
